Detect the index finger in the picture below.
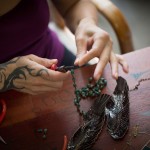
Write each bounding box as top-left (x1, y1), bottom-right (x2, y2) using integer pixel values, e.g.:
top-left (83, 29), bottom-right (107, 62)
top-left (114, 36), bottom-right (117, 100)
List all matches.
top-left (93, 42), bottom-right (112, 80)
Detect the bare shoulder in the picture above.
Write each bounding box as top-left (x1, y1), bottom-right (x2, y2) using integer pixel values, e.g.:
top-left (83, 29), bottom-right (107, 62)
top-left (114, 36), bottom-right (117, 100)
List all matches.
top-left (50, 0), bottom-right (79, 16)
top-left (0, 0), bottom-right (21, 16)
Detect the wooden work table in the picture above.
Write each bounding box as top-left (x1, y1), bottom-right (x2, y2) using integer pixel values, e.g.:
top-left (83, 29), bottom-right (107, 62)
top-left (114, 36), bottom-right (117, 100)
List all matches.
top-left (0, 47), bottom-right (150, 150)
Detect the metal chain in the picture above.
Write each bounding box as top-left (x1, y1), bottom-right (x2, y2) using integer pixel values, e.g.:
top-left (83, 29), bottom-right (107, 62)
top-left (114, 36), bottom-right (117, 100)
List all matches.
top-left (129, 78), bottom-right (150, 92)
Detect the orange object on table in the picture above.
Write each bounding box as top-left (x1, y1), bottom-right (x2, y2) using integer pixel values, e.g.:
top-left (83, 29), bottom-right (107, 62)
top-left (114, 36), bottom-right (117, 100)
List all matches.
top-left (0, 99), bottom-right (6, 124)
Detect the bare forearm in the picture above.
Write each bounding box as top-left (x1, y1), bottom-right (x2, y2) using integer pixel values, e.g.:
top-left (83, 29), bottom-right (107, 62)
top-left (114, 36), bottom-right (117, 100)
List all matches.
top-left (64, 0), bottom-right (98, 33)
top-left (51, 0), bottom-right (98, 33)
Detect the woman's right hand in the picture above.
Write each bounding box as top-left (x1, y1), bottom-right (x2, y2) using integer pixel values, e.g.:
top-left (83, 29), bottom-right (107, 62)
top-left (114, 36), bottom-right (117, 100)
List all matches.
top-left (0, 54), bottom-right (69, 95)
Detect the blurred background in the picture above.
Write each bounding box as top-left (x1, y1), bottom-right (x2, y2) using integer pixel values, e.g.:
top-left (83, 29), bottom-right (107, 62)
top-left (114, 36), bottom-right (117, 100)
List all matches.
top-left (100, 0), bottom-right (150, 53)
top-left (50, 0), bottom-right (150, 55)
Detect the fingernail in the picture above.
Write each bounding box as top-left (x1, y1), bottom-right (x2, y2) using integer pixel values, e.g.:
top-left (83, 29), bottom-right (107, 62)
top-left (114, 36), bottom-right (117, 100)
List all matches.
top-left (74, 58), bottom-right (79, 65)
top-left (94, 72), bottom-right (101, 81)
top-left (113, 72), bottom-right (118, 79)
top-left (115, 72), bottom-right (118, 79)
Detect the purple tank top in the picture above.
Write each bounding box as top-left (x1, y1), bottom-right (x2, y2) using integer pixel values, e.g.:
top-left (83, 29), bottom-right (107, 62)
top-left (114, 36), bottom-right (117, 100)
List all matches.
top-left (0, 0), bottom-right (64, 65)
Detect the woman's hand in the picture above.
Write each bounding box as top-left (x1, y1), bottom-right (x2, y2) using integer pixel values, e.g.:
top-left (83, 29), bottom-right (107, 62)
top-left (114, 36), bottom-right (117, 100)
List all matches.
top-left (0, 55), bottom-right (69, 95)
top-left (74, 17), bottom-right (129, 80)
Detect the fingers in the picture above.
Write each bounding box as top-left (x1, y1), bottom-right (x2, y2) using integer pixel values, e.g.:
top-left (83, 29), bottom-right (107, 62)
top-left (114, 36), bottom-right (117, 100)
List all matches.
top-left (40, 69), bottom-right (70, 82)
top-left (25, 54), bottom-right (69, 81)
top-left (110, 53), bottom-right (129, 79)
top-left (74, 35), bottom-right (87, 65)
top-left (12, 54), bottom-right (70, 95)
top-left (110, 51), bottom-right (118, 79)
top-left (93, 41), bottom-right (112, 80)
top-left (15, 75), bottom-right (67, 95)
top-left (75, 32), bottom-right (109, 66)
top-left (76, 39), bottom-right (107, 66)
top-left (27, 54), bottom-right (58, 68)
top-left (116, 54), bottom-right (129, 73)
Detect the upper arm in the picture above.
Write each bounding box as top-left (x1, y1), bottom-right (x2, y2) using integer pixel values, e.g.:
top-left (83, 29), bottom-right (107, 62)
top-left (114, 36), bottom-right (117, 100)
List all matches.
top-left (50, 0), bottom-right (80, 16)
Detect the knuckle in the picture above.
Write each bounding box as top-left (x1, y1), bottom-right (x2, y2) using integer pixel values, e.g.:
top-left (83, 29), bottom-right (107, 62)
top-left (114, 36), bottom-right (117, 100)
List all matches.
top-left (118, 55), bottom-right (124, 60)
top-left (76, 36), bottom-right (85, 44)
top-left (103, 31), bottom-right (109, 38)
top-left (109, 38), bottom-right (113, 45)
top-left (100, 56), bottom-right (109, 64)
top-left (91, 49), bottom-right (99, 57)
top-left (57, 81), bottom-right (63, 89)
top-left (98, 31), bottom-right (109, 41)
top-left (112, 59), bottom-right (118, 64)
top-left (28, 54), bottom-right (35, 58)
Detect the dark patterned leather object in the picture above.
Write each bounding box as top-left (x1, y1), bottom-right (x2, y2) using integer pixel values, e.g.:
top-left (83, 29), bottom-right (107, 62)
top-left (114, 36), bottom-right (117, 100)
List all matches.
top-left (106, 76), bottom-right (129, 139)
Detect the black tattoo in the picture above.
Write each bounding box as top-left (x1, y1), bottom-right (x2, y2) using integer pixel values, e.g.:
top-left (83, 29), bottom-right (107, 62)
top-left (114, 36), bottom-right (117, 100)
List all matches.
top-left (0, 57), bottom-right (50, 92)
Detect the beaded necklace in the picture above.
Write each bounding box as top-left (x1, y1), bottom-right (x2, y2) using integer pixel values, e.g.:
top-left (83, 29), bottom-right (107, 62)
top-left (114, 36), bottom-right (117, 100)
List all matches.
top-left (70, 69), bottom-right (107, 117)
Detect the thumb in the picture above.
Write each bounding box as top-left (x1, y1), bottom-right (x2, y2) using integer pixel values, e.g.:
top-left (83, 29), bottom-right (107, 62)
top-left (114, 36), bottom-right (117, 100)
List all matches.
top-left (28, 54), bottom-right (58, 68)
top-left (74, 37), bottom-right (87, 66)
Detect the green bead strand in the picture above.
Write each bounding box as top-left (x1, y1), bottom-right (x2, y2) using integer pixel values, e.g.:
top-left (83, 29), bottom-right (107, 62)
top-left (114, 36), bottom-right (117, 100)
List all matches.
top-left (70, 69), bottom-right (107, 117)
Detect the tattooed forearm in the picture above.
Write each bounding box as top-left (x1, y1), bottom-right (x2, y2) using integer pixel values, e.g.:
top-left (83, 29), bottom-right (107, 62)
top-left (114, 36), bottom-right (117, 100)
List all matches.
top-left (0, 57), bottom-right (21, 82)
top-left (1, 66), bottom-right (30, 91)
top-left (0, 57), bottom-right (50, 92)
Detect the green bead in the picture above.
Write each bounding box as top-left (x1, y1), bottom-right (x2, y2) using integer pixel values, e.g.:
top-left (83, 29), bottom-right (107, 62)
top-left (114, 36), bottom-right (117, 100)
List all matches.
top-left (88, 90), bottom-right (93, 97)
top-left (44, 128), bottom-right (48, 134)
top-left (81, 92), bottom-right (86, 97)
top-left (82, 111), bottom-right (87, 119)
top-left (92, 92), bottom-right (96, 97)
top-left (79, 110), bottom-right (84, 115)
top-left (77, 103), bottom-right (80, 107)
top-left (42, 134), bottom-right (47, 139)
top-left (72, 77), bottom-right (75, 82)
top-left (37, 128), bottom-right (43, 133)
top-left (88, 77), bottom-right (93, 83)
top-left (103, 79), bottom-right (107, 86)
top-left (76, 95), bottom-right (81, 101)
top-left (75, 96), bottom-right (81, 102)
top-left (73, 83), bottom-right (76, 88)
top-left (71, 69), bottom-right (74, 74)
top-left (75, 90), bottom-right (80, 95)
top-left (74, 98), bottom-right (78, 104)
top-left (100, 85), bottom-right (104, 90)
top-left (87, 83), bottom-right (93, 89)
top-left (94, 87), bottom-right (100, 91)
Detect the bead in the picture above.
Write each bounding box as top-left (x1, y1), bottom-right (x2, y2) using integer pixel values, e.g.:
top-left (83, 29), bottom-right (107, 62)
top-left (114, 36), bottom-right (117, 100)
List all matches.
top-left (88, 90), bottom-right (93, 97)
top-left (100, 85), bottom-right (104, 90)
top-left (74, 98), bottom-right (78, 104)
top-left (87, 83), bottom-right (93, 89)
top-left (42, 134), bottom-right (47, 139)
top-left (71, 68), bottom-right (107, 117)
top-left (95, 91), bottom-right (100, 96)
top-left (37, 128), bottom-right (43, 133)
top-left (71, 69), bottom-right (74, 75)
top-left (44, 128), bottom-right (48, 134)
top-left (82, 111), bottom-right (87, 116)
top-left (73, 83), bottom-right (76, 88)
top-left (75, 90), bottom-right (80, 95)
top-left (81, 92), bottom-right (86, 98)
top-left (103, 80), bottom-right (107, 86)
top-left (81, 87), bottom-right (87, 92)
top-left (88, 77), bottom-right (93, 83)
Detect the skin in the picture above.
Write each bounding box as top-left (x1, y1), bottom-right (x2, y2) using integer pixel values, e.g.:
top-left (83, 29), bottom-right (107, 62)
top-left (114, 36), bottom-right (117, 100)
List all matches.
top-left (0, 0), bottom-right (129, 95)
top-left (0, 55), bottom-right (69, 95)
top-left (52, 0), bottom-right (129, 79)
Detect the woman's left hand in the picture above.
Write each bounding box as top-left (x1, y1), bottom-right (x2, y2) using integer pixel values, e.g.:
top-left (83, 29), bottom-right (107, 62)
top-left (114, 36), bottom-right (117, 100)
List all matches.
top-left (74, 17), bottom-right (129, 80)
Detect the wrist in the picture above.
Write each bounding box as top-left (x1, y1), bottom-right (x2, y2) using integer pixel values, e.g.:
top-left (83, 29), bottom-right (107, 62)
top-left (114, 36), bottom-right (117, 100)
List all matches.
top-left (78, 17), bottom-right (98, 26)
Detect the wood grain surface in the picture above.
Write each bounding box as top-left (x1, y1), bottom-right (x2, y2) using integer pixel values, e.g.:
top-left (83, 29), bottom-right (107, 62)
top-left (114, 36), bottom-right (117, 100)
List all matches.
top-left (0, 47), bottom-right (150, 150)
